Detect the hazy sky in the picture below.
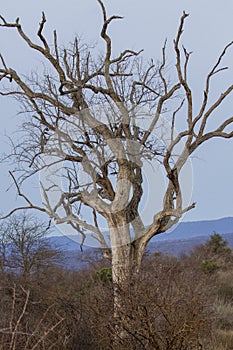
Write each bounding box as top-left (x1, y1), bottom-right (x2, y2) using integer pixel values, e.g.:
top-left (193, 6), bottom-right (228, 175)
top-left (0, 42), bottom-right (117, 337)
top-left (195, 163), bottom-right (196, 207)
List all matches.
top-left (0, 0), bottom-right (233, 222)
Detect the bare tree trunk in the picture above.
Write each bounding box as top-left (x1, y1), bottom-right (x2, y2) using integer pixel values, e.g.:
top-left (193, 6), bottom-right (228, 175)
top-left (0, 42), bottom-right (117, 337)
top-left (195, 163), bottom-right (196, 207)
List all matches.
top-left (109, 221), bottom-right (134, 347)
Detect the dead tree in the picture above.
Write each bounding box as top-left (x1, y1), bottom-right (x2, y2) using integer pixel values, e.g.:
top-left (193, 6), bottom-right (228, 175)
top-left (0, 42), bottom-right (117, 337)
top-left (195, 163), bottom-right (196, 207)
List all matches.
top-left (0, 1), bottom-right (233, 344)
top-left (0, 212), bottom-right (57, 284)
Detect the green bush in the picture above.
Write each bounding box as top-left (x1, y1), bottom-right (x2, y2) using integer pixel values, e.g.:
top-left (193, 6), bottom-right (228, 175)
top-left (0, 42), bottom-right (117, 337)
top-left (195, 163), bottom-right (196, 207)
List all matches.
top-left (95, 267), bottom-right (112, 282)
top-left (201, 260), bottom-right (219, 273)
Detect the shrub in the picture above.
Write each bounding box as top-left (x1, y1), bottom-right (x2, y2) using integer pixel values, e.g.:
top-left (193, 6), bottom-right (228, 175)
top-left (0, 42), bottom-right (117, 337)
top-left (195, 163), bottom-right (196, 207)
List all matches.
top-left (201, 260), bottom-right (220, 274)
top-left (95, 267), bottom-right (112, 282)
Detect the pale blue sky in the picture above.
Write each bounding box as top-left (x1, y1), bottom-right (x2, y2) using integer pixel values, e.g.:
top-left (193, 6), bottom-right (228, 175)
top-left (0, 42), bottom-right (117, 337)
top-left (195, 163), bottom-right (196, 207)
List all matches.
top-left (0, 0), bottom-right (233, 222)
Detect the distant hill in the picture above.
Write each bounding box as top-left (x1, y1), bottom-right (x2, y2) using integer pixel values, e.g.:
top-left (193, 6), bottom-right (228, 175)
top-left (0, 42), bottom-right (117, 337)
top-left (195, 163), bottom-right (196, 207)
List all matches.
top-left (153, 217), bottom-right (233, 241)
top-left (149, 217), bottom-right (233, 256)
top-left (149, 232), bottom-right (233, 257)
top-left (47, 217), bottom-right (233, 268)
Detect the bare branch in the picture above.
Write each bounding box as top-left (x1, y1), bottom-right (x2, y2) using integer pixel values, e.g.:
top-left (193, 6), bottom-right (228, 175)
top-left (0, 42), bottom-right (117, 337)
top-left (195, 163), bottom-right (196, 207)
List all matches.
top-left (0, 14), bottom-right (66, 82)
top-left (193, 41), bottom-right (233, 130)
top-left (159, 39), bottom-right (168, 94)
top-left (53, 30), bottom-right (60, 64)
top-left (141, 83), bottom-right (181, 145)
top-left (198, 85), bottom-right (233, 137)
top-left (97, 0), bottom-right (107, 22)
top-left (171, 99), bottom-right (185, 141)
top-left (0, 53), bottom-right (8, 70)
top-left (37, 12), bottom-right (49, 51)
top-left (173, 11), bottom-right (189, 83)
top-left (110, 49), bottom-right (143, 65)
top-left (174, 13), bottom-right (193, 129)
top-left (9, 171), bottom-right (46, 211)
top-left (9, 286), bottom-right (30, 350)
top-left (137, 201), bottom-right (196, 254)
top-left (30, 316), bottom-right (64, 350)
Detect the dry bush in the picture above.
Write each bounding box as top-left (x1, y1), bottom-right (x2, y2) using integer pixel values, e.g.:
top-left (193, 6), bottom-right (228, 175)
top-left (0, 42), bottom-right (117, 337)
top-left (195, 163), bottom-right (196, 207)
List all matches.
top-left (54, 254), bottom-right (214, 350)
top-left (216, 269), bottom-right (233, 303)
top-left (50, 269), bottom-right (113, 349)
top-left (0, 283), bottom-right (65, 349)
top-left (0, 250), bottom-right (220, 350)
top-left (117, 255), bottom-right (213, 350)
top-left (209, 268), bottom-right (233, 349)
top-left (188, 238), bottom-right (233, 350)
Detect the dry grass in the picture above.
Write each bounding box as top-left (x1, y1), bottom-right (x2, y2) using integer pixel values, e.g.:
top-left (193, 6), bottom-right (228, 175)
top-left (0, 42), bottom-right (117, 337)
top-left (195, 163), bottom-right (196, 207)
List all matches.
top-left (212, 329), bottom-right (233, 350)
top-left (215, 300), bottom-right (233, 329)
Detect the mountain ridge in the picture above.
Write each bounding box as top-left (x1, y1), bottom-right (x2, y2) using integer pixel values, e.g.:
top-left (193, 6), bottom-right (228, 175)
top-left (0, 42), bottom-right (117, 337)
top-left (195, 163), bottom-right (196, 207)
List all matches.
top-left (47, 217), bottom-right (233, 268)
top-left (48, 216), bottom-right (233, 248)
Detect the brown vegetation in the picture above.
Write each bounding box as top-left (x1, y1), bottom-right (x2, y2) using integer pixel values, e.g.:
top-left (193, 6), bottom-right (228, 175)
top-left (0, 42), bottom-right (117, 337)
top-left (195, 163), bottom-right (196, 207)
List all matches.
top-left (0, 234), bottom-right (232, 349)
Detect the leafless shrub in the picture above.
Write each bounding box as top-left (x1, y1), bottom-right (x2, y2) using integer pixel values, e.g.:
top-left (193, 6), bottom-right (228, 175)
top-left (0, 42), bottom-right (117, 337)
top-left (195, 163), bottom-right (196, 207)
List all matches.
top-left (0, 284), bottom-right (65, 350)
top-left (0, 242), bottom-right (231, 350)
top-left (52, 253), bottom-right (213, 350)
